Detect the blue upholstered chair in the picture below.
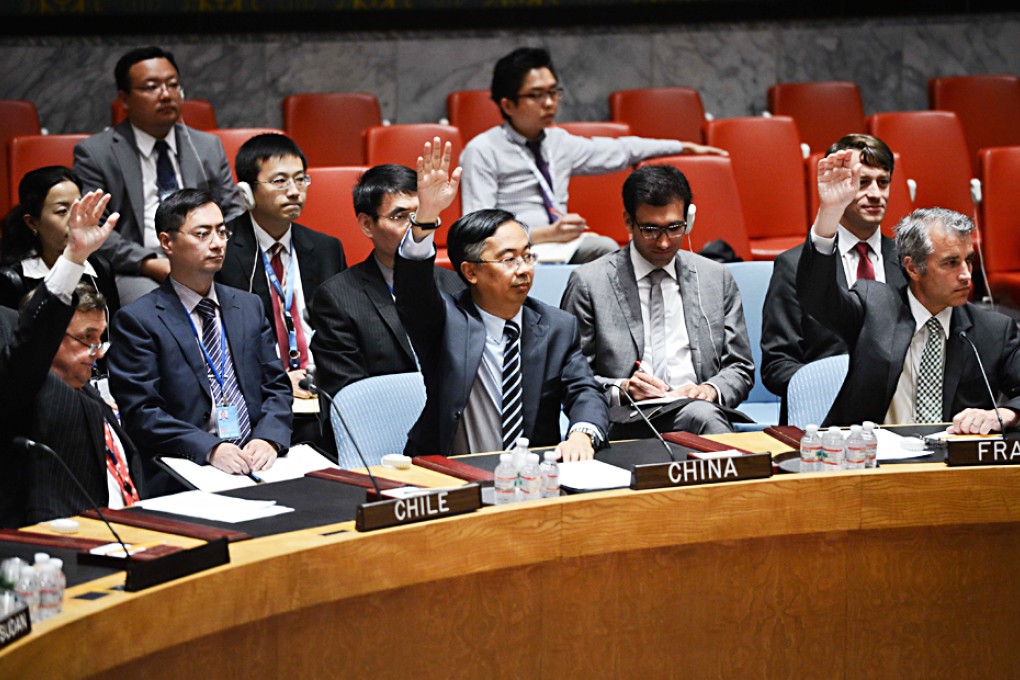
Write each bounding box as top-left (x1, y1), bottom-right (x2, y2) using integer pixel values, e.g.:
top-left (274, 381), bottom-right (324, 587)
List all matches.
top-left (330, 372), bottom-right (426, 469)
top-left (528, 264), bottom-right (578, 307)
top-left (727, 261), bottom-right (781, 430)
top-left (786, 354), bottom-right (850, 429)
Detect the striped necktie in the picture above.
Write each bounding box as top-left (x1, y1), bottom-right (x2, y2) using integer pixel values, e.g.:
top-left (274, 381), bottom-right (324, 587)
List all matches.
top-left (195, 298), bottom-right (252, 444)
top-left (501, 320), bottom-right (524, 450)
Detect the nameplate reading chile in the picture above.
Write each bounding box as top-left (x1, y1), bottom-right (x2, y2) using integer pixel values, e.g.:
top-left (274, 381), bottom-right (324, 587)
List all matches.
top-left (356, 484), bottom-right (482, 532)
top-left (629, 453), bottom-right (773, 490)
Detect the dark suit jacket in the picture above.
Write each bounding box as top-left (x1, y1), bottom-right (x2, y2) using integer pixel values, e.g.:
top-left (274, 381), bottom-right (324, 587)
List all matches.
top-left (762, 235), bottom-right (905, 423)
top-left (73, 121), bottom-right (243, 275)
top-left (796, 240), bottom-right (1020, 426)
top-left (394, 252), bottom-right (608, 456)
top-left (0, 287), bottom-right (144, 527)
top-left (108, 279), bottom-right (292, 490)
top-left (217, 214), bottom-right (347, 338)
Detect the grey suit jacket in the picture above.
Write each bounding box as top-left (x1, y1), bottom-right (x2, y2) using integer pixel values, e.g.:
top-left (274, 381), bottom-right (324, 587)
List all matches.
top-left (561, 245), bottom-right (755, 408)
top-left (73, 121), bottom-right (243, 275)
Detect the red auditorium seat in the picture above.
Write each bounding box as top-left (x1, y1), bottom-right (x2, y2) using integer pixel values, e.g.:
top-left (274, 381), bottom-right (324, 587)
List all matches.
top-left (446, 90), bottom-right (503, 144)
top-left (208, 128), bottom-right (285, 180)
top-left (706, 116), bottom-right (809, 260)
top-left (805, 151), bottom-right (914, 238)
top-left (299, 166), bottom-right (371, 266)
top-left (0, 100), bottom-right (42, 214)
top-left (609, 87), bottom-right (707, 144)
top-left (637, 155), bottom-right (752, 261)
top-left (767, 81), bottom-right (866, 155)
top-left (111, 98), bottom-right (217, 131)
top-left (283, 92), bottom-right (382, 167)
top-left (8, 134), bottom-right (87, 208)
top-left (978, 147), bottom-right (1020, 307)
top-left (929, 74), bottom-right (1020, 172)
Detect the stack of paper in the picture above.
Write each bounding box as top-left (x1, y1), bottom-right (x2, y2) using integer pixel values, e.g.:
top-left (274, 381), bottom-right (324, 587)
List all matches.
top-left (136, 491), bottom-right (294, 524)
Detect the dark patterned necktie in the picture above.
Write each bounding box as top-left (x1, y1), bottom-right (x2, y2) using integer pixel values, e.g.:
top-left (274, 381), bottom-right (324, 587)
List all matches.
top-left (196, 298), bottom-right (251, 444)
top-left (154, 139), bottom-right (179, 200)
top-left (501, 320), bottom-right (524, 450)
top-left (915, 317), bottom-right (944, 423)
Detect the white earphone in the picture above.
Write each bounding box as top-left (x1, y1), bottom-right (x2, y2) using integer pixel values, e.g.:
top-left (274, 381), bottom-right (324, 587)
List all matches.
top-left (237, 181), bottom-right (255, 211)
top-left (684, 203), bottom-right (696, 236)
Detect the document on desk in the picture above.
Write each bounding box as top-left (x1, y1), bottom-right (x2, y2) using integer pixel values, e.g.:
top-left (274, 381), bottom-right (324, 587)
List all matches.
top-left (158, 444), bottom-right (340, 492)
top-left (873, 428), bottom-right (930, 460)
top-left (136, 490), bottom-right (294, 524)
top-left (558, 459), bottom-right (632, 491)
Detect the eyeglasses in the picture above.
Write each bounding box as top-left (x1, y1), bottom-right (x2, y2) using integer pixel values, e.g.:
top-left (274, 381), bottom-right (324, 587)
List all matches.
top-left (182, 226), bottom-right (233, 242)
top-left (374, 210), bottom-right (412, 226)
top-left (132, 80), bottom-right (182, 96)
top-left (65, 333), bottom-right (109, 357)
top-left (254, 175), bottom-right (312, 191)
top-left (516, 87), bottom-right (565, 103)
top-left (635, 222), bottom-right (688, 241)
top-left (467, 253), bottom-right (539, 270)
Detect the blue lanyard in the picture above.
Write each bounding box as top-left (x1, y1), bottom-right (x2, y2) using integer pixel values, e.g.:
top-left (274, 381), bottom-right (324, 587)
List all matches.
top-left (184, 304), bottom-right (229, 404)
top-left (260, 245), bottom-right (301, 369)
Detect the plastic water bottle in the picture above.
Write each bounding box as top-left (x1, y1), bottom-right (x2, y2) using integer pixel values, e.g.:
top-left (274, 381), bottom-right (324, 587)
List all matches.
top-left (49, 559), bottom-right (66, 614)
top-left (14, 566), bottom-right (40, 623)
top-left (519, 453), bottom-right (543, 501)
top-left (511, 437), bottom-right (530, 481)
top-left (33, 552), bottom-right (49, 573)
top-left (38, 563), bottom-right (61, 622)
top-left (799, 424), bottom-right (822, 473)
top-left (821, 427), bottom-right (846, 471)
top-left (493, 453), bottom-right (518, 505)
top-left (845, 425), bottom-right (867, 469)
top-left (540, 451), bottom-right (561, 498)
top-left (862, 421), bottom-right (878, 468)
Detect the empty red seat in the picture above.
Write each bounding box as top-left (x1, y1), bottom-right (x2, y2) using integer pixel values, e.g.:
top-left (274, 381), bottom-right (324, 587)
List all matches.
top-left (767, 81), bottom-right (866, 156)
top-left (446, 90), bottom-right (503, 144)
top-left (609, 87), bottom-right (707, 144)
top-left (283, 93), bottom-right (382, 167)
top-left (978, 147), bottom-right (1020, 307)
top-left (706, 117), bottom-right (809, 260)
top-left (8, 134), bottom-right (87, 208)
top-left (299, 166), bottom-right (371, 266)
top-left (0, 100), bottom-right (42, 214)
top-left (111, 98), bottom-right (217, 131)
top-left (929, 75), bottom-right (1020, 172)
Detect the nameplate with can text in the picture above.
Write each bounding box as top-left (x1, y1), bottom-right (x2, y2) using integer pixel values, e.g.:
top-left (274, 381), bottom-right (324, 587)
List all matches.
top-left (356, 484), bottom-right (482, 532)
top-left (630, 453), bottom-right (773, 490)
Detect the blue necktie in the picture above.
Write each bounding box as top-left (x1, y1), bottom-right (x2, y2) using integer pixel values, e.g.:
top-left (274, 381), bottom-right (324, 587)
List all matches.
top-left (155, 139), bottom-right (179, 200)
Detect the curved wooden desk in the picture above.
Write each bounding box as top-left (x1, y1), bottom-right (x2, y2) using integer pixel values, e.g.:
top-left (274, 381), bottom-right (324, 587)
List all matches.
top-left (3, 463), bottom-right (1020, 679)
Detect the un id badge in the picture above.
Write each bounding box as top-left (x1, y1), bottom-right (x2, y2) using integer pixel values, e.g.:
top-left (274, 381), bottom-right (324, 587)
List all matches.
top-left (216, 404), bottom-right (241, 439)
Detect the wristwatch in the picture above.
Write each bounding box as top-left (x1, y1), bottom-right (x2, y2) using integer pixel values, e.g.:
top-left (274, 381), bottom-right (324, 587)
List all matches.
top-left (571, 426), bottom-right (603, 450)
top-left (408, 212), bottom-right (441, 230)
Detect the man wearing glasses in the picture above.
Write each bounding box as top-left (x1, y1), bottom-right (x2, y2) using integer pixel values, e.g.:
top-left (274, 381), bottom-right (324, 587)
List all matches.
top-left (394, 140), bottom-right (608, 461)
top-left (217, 133), bottom-right (346, 400)
top-left (460, 46), bottom-right (725, 265)
top-left (109, 189), bottom-right (291, 493)
top-left (561, 165), bottom-right (754, 435)
top-left (75, 46), bottom-right (242, 305)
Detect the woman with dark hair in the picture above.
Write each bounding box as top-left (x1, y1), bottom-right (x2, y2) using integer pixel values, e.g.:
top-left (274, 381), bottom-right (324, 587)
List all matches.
top-left (0, 166), bottom-right (120, 314)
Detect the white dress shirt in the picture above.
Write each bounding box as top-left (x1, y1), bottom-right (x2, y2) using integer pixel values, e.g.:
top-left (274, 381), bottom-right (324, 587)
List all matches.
top-left (884, 291), bottom-right (953, 424)
top-left (836, 224), bottom-right (886, 286)
top-left (132, 124), bottom-right (183, 249)
top-left (252, 221), bottom-right (315, 351)
top-left (630, 247), bottom-right (697, 390)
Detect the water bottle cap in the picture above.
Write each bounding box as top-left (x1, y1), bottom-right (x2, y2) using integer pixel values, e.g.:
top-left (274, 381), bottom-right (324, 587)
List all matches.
top-left (50, 559), bottom-right (63, 570)
top-left (862, 421), bottom-right (876, 431)
top-left (499, 453), bottom-right (511, 463)
top-left (33, 552), bottom-right (49, 565)
top-left (806, 424), bottom-right (819, 433)
top-left (528, 453), bottom-right (540, 464)
top-left (828, 426), bottom-right (841, 433)
top-left (515, 437), bottom-right (530, 449)
top-left (850, 424), bottom-right (862, 433)
top-left (544, 451), bottom-right (558, 462)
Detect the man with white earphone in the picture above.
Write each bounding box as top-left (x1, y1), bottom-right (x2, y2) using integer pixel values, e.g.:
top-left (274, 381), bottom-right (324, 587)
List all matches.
top-left (74, 46), bottom-right (242, 305)
top-left (216, 133), bottom-right (346, 400)
top-left (561, 165), bottom-right (754, 435)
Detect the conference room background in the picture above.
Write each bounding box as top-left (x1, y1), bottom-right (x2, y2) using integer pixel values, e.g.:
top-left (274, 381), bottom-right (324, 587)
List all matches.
top-left (0, 11), bottom-right (1016, 138)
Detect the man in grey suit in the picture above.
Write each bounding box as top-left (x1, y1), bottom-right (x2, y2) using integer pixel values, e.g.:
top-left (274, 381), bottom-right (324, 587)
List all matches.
top-left (74, 46), bottom-right (242, 304)
top-left (561, 165), bottom-right (754, 434)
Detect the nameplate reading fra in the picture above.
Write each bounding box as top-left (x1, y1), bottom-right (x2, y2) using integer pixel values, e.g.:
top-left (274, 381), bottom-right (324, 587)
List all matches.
top-left (946, 437), bottom-right (1020, 466)
top-left (356, 484), bottom-right (482, 531)
top-left (629, 453), bottom-right (773, 490)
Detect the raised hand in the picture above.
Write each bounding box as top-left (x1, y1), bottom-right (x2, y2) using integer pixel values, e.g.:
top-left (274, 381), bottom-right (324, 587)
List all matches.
top-left (814, 149), bottom-right (860, 238)
top-left (415, 137), bottom-right (462, 225)
top-left (63, 189), bottom-right (120, 265)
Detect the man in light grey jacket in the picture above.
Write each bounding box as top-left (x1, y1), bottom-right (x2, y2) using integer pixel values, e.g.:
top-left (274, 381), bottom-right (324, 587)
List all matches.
top-left (561, 165), bottom-right (754, 434)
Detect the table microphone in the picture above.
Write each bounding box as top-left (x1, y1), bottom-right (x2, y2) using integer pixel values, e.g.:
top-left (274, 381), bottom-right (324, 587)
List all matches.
top-left (13, 436), bottom-right (132, 559)
top-left (602, 383), bottom-right (676, 462)
top-left (958, 330), bottom-right (1006, 435)
top-left (298, 375), bottom-right (382, 498)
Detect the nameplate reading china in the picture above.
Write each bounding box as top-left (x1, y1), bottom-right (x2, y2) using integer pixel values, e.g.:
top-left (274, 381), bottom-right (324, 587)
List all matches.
top-left (629, 453), bottom-right (772, 490)
top-left (945, 437), bottom-right (1020, 466)
top-left (356, 484), bottom-right (482, 532)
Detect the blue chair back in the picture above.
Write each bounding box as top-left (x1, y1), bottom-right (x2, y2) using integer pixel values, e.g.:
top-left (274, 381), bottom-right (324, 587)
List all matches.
top-left (726, 261), bottom-right (780, 427)
top-left (787, 354), bottom-right (850, 429)
top-left (330, 372), bottom-right (426, 469)
top-left (529, 264), bottom-right (578, 307)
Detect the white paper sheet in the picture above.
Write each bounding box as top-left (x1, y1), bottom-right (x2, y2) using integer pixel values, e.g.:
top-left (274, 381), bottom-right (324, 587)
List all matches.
top-left (159, 444), bottom-right (339, 492)
top-left (135, 490), bottom-right (294, 524)
top-left (557, 459), bottom-right (632, 491)
top-left (873, 428), bottom-right (930, 460)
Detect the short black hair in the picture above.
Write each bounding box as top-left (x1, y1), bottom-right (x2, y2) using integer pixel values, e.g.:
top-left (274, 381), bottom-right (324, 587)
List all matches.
top-left (353, 164), bottom-right (417, 216)
top-left (622, 165), bottom-right (693, 220)
top-left (155, 188), bottom-right (218, 234)
top-left (826, 134), bottom-right (895, 174)
top-left (235, 133), bottom-right (308, 187)
top-left (115, 46), bottom-right (180, 93)
top-left (491, 47), bottom-right (557, 120)
top-left (1, 165), bottom-right (82, 265)
top-left (448, 208), bottom-right (520, 283)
